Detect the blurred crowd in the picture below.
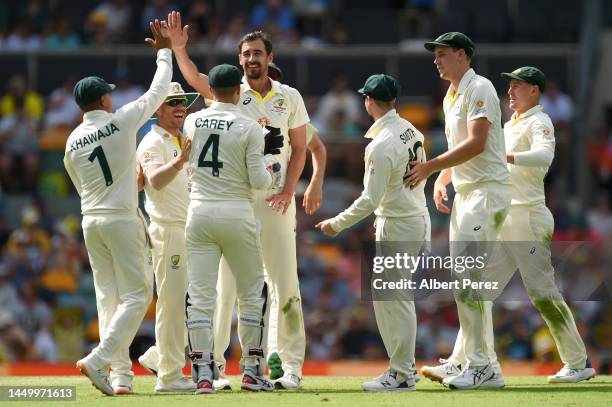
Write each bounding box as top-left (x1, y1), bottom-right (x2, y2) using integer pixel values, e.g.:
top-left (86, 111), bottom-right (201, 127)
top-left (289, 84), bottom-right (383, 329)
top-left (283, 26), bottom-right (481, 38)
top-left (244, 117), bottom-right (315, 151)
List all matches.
top-left (0, 0), bottom-right (610, 375)
top-left (0, 0), bottom-right (581, 51)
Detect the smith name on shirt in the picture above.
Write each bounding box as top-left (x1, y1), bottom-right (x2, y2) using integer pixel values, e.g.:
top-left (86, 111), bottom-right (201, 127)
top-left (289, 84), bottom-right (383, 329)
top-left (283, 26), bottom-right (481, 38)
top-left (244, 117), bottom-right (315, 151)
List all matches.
top-left (70, 122), bottom-right (120, 152)
top-left (194, 118), bottom-right (234, 131)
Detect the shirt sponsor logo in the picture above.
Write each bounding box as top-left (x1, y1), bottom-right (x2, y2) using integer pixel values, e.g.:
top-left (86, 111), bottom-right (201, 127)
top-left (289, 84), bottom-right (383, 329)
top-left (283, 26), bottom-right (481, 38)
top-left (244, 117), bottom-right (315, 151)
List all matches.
top-left (257, 117), bottom-right (271, 127)
top-left (243, 97), bottom-right (252, 105)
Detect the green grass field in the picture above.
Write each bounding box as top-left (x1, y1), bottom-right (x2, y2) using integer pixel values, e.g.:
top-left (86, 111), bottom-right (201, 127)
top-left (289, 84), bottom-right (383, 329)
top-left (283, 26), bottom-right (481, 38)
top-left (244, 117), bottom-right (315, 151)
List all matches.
top-left (0, 375), bottom-right (610, 406)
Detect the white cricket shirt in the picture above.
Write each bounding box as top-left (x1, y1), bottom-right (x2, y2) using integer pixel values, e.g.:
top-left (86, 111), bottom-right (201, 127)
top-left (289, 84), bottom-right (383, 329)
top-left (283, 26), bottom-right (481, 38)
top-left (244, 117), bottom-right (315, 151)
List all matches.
top-left (504, 104), bottom-right (555, 206)
top-left (64, 49), bottom-right (172, 215)
top-left (137, 124), bottom-right (190, 224)
top-left (183, 101), bottom-right (272, 203)
top-left (239, 77), bottom-right (310, 187)
top-left (443, 68), bottom-right (510, 190)
top-left (330, 109), bottom-right (429, 233)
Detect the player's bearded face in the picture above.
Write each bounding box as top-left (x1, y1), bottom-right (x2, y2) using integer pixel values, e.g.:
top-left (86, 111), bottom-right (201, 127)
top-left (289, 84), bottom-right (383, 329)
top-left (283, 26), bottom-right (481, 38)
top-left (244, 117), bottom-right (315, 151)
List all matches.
top-left (239, 40), bottom-right (272, 80)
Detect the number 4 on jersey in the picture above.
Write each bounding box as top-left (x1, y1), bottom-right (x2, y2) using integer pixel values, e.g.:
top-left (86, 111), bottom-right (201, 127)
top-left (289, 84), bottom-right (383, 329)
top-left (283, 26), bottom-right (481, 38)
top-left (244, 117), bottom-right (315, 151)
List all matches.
top-left (198, 133), bottom-right (224, 176)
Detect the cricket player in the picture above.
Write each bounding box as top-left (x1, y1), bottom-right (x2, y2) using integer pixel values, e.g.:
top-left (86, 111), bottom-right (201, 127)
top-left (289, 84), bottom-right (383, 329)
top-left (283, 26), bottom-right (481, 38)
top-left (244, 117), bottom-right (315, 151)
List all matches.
top-left (135, 83), bottom-right (199, 393)
top-left (317, 74), bottom-right (430, 392)
top-left (167, 11), bottom-right (309, 389)
top-left (212, 61), bottom-right (327, 390)
top-left (488, 66), bottom-right (595, 383)
top-left (183, 63), bottom-right (281, 394)
top-left (66, 21), bottom-right (172, 396)
top-left (405, 32), bottom-right (511, 389)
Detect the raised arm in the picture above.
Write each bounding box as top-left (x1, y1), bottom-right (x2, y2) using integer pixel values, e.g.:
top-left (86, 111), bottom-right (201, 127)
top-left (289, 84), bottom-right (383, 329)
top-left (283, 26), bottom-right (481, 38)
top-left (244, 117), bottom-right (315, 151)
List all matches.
top-left (167, 11), bottom-right (213, 100)
top-left (115, 20), bottom-right (172, 130)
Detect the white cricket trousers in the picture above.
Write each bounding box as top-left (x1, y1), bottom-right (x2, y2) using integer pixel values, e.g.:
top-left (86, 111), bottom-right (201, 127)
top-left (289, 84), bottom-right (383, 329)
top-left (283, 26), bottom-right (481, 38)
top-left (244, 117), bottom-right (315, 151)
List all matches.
top-left (486, 204), bottom-right (588, 369)
top-left (214, 191), bottom-right (305, 377)
top-left (185, 201), bottom-right (267, 372)
top-left (142, 221), bottom-right (188, 383)
top-left (374, 215), bottom-right (430, 379)
top-left (81, 213), bottom-right (153, 377)
top-left (447, 182), bottom-right (511, 369)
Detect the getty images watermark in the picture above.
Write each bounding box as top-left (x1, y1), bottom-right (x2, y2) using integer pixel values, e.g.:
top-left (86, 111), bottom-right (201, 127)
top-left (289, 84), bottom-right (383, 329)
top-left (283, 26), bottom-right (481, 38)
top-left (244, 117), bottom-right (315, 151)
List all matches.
top-left (360, 240), bottom-right (612, 302)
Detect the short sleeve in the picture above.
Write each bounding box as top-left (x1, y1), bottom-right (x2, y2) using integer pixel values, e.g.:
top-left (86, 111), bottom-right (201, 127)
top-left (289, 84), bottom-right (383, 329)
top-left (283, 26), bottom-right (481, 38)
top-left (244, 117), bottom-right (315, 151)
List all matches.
top-left (137, 135), bottom-right (165, 173)
top-left (288, 87), bottom-right (310, 130)
top-left (466, 82), bottom-right (499, 123)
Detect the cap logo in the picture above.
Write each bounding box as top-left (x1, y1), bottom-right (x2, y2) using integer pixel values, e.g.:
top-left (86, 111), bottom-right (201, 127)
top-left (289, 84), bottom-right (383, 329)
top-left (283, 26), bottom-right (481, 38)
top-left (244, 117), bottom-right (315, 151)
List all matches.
top-left (512, 68), bottom-right (523, 75)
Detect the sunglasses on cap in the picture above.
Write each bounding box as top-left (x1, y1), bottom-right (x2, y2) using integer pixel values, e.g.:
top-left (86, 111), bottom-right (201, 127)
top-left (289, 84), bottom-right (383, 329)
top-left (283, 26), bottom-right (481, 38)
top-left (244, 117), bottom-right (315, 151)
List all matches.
top-left (165, 98), bottom-right (187, 107)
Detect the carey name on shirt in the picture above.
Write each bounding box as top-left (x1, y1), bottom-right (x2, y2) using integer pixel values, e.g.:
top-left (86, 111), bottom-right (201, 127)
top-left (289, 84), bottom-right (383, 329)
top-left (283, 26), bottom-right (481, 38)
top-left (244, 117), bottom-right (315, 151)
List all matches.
top-left (70, 122), bottom-right (120, 152)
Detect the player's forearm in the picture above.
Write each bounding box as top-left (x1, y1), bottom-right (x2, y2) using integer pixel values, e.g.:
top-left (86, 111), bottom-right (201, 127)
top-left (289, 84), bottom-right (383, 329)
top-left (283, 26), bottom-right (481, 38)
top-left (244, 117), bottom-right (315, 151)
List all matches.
top-left (146, 158), bottom-right (184, 190)
top-left (428, 137), bottom-right (486, 172)
top-left (173, 47), bottom-right (213, 99)
top-left (435, 168), bottom-right (452, 186)
top-left (511, 145), bottom-right (554, 167)
top-left (308, 139), bottom-right (326, 186)
top-left (282, 144), bottom-right (307, 195)
top-left (330, 194), bottom-right (376, 232)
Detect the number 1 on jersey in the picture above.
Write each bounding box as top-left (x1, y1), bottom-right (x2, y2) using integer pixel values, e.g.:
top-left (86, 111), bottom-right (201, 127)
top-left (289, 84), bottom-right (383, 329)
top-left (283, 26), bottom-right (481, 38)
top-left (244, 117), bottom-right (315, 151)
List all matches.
top-left (88, 146), bottom-right (113, 186)
top-left (198, 133), bottom-right (223, 176)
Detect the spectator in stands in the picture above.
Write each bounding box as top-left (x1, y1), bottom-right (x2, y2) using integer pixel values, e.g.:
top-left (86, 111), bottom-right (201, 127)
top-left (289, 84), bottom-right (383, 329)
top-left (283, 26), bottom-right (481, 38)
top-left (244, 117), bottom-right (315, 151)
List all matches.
top-left (324, 108), bottom-right (361, 139)
top-left (587, 192), bottom-right (612, 238)
top-left (313, 73), bottom-right (362, 134)
top-left (14, 0), bottom-right (49, 33)
top-left (44, 16), bottom-right (80, 50)
top-left (249, 0), bottom-right (298, 43)
top-left (141, 0), bottom-right (178, 36)
top-left (216, 14), bottom-right (247, 50)
top-left (53, 308), bottom-right (85, 362)
top-left (0, 309), bottom-right (31, 362)
top-left (0, 265), bottom-right (19, 316)
top-left (33, 321), bottom-right (57, 362)
top-left (85, 0), bottom-right (132, 43)
top-left (0, 75), bottom-right (44, 120)
top-left (0, 108), bottom-right (41, 191)
top-left (110, 68), bottom-right (145, 108)
top-left (5, 206), bottom-right (51, 270)
top-left (185, 0), bottom-right (219, 44)
top-left (45, 76), bottom-right (81, 128)
top-left (13, 282), bottom-right (52, 339)
top-left (541, 80), bottom-right (573, 127)
top-left (4, 19), bottom-right (41, 51)
top-left (399, 0), bottom-right (434, 40)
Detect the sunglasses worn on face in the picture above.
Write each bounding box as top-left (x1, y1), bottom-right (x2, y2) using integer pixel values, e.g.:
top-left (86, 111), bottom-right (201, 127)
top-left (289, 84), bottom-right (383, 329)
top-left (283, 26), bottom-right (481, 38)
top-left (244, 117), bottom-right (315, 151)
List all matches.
top-left (165, 98), bottom-right (187, 107)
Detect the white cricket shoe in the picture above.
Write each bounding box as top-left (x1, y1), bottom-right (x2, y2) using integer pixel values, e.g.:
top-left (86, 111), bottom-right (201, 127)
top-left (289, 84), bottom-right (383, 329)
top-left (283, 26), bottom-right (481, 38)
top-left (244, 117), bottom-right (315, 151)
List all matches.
top-left (138, 347), bottom-right (159, 376)
top-left (548, 366), bottom-right (596, 383)
top-left (155, 377), bottom-right (196, 393)
top-left (213, 375), bottom-right (232, 390)
top-left (241, 372), bottom-right (275, 391)
top-left (443, 364), bottom-right (495, 390)
top-left (76, 358), bottom-right (114, 396)
top-left (480, 371), bottom-right (505, 388)
top-left (420, 359), bottom-right (461, 383)
top-left (362, 370), bottom-right (416, 392)
top-left (273, 373), bottom-right (302, 390)
top-left (195, 378), bottom-right (215, 394)
top-left (110, 374), bottom-right (133, 395)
